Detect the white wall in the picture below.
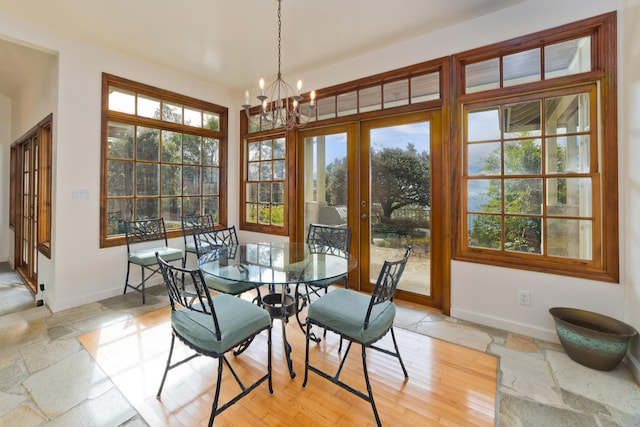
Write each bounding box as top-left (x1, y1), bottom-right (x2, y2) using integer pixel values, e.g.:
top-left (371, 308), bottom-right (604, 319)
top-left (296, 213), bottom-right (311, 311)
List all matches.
top-left (0, 94), bottom-right (10, 263)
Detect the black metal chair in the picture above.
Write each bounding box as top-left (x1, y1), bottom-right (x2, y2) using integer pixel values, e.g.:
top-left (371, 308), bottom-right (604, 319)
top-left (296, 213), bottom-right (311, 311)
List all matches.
top-left (181, 214), bottom-right (215, 267)
top-left (155, 254), bottom-right (273, 427)
top-left (123, 218), bottom-right (184, 304)
top-left (303, 246), bottom-right (412, 427)
top-left (295, 224), bottom-right (352, 339)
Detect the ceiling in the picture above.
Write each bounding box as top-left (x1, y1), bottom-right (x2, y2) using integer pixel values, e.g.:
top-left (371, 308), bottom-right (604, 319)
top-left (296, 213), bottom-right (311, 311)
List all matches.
top-left (0, 0), bottom-right (525, 98)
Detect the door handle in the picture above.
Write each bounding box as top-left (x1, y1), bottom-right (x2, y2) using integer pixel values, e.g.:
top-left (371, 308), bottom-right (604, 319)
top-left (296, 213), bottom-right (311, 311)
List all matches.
top-left (360, 213), bottom-right (369, 219)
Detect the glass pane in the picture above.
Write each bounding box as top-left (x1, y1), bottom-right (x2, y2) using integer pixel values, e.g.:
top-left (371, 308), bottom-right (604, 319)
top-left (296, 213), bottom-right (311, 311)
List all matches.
top-left (317, 96), bottom-right (336, 120)
top-left (505, 178), bottom-right (542, 214)
top-left (299, 102), bottom-right (316, 122)
top-left (504, 139), bottom-right (542, 174)
top-left (337, 91), bottom-right (357, 116)
top-left (411, 72), bottom-right (440, 102)
top-left (136, 198), bottom-right (158, 219)
top-left (273, 160), bottom-right (285, 180)
top-left (260, 162), bottom-right (272, 180)
top-left (273, 137), bottom-right (285, 159)
top-left (261, 140), bottom-right (272, 160)
top-left (137, 95), bottom-right (161, 119)
top-left (203, 138), bottom-right (219, 166)
top-left (468, 179), bottom-right (501, 213)
top-left (136, 163), bottom-right (159, 196)
top-left (467, 142), bottom-right (501, 176)
top-left (272, 182), bottom-right (284, 203)
top-left (272, 205), bottom-right (284, 226)
top-left (248, 141), bottom-right (260, 161)
top-left (246, 203), bottom-right (258, 223)
top-left (248, 163), bottom-right (259, 181)
top-left (203, 167), bottom-right (219, 195)
top-left (545, 92), bottom-right (589, 134)
top-left (162, 101), bottom-right (182, 123)
top-left (466, 58), bottom-right (500, 94)
top-left (108, 87), bottom-right (135, 114)
top-left (203, 111), bottom-right (220, 130)
top-left (545, 36), bottom-right (591, 79)
top-left (258, 183), bottom-right (271, 203)
top-left (503, 48), bottom-right (541, 87)
top-left (184, 107), bottom-right (202, 127)
top-left (359, 86), bottom-right (381, 112)
top-left (161, 164), bottom-right (181, 195)
top-left (467, 107), bottom-right (501, 141)
top-left (547, 218), bottom-right (592, 259)
top-left (183, 134), bottom-right (201, 164)
top-left (183, 197), bottom-right (200, 216)
top-left (161, 198), bottom-right (181, 227)
top-left (107, 199), bottom-right (131, 235)
top-left (505, 216), bottom-right (541, 253)
top-left (504, 100), bottom-right (541, 138)
top-left (107, 160), bottom-right (134, 196)
top-left (547, 177), bottom-right (592, 217)
top-left (546, 135), bottom-right (590, 173)
top-left (203, 196), bottom-right (219, 222)
top-left (136, 127), bottom-right (159, 161)
top-left (258, 205), bottom-right (270, 224)
top-left (183, 165), bottom-right (201, 195)
top-left (246, 183), bottom-right (258, 203)
top-left (468, 214), bottom-right (501, 249)
top-left (383, 79), bottom-right (409, 108)
top-left (107, 122), bottom-right (134, 159)
top-left (161, 131), bottom-right (182, 163)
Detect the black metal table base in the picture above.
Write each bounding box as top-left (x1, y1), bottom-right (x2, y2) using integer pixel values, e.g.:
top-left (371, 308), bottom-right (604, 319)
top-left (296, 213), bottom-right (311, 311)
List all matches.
top-left (262, 291), bottom-right (297, 379)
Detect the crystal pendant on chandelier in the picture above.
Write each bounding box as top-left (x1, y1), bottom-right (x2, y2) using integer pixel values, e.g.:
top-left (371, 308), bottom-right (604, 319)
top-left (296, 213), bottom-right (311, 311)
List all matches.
top-left (242, 0), bottom-right (315, 130)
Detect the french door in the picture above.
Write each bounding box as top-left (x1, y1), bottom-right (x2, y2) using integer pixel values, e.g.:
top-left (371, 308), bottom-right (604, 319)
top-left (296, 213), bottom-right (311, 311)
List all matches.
top-left (297, 111), bottom-right (445, 308)
top-left (14, 135), bottom-right (39, 293)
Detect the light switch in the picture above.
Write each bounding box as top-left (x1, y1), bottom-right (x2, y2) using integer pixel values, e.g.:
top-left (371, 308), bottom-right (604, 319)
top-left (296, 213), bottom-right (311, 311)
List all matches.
top-left (72, 189), bottom-right (90, 201)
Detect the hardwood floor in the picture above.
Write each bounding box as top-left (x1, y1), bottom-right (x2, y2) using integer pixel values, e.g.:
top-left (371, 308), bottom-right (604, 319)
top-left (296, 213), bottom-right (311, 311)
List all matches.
top-left (79, 307), bottom-right (497, 426)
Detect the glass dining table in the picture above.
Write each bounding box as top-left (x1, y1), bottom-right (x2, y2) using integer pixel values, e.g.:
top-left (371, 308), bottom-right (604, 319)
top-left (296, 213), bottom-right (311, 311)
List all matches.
top-left (198, 241), bottom-right (357, 378)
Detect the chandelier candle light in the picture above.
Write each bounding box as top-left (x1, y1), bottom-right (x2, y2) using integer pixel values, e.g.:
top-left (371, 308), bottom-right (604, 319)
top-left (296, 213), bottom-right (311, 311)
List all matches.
top-left (242, 0), bottom-right (316, 130)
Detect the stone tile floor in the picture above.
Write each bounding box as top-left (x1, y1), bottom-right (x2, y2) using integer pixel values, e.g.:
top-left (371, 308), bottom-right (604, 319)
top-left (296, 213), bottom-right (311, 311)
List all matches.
top-left (0, 263), bottom-right (638, 426)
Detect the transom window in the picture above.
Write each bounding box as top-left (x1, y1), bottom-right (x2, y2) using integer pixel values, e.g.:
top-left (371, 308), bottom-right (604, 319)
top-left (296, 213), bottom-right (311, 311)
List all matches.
top-left (100, 73), bottom-right (228, 247)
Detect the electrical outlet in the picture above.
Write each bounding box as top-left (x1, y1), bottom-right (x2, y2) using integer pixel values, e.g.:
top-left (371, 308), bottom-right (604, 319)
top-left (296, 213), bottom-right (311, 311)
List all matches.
top-left (519, 290), bottom-right (531, 306)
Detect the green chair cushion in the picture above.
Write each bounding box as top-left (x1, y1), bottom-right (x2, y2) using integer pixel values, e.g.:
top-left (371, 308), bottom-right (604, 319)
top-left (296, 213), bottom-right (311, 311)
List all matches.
top-left (203, 273), bottom-right (256, 296)
top-left (307, 288), bottom-right (395, 345)
top-left (171, 294), bottom-right (271, 354)
top-left (185, 242), bottom-right (197, 254)
top-left (129, 246), bottom-right (184, 266)
top-left (308, 274), bottom-right (347, 289)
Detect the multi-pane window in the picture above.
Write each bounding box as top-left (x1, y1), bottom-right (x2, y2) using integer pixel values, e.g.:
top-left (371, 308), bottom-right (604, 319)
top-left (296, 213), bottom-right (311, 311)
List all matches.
top-left (454, 13), bottom-right (618, 282)
top-left (243, 136), bottom-right (286, 231)
top-left (101, 73), bottom-right (227, 247)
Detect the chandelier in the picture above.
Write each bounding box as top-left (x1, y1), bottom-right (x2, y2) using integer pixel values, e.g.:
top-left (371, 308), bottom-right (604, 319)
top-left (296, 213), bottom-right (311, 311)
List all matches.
top-left (242, 0), bottom-right (315, 130)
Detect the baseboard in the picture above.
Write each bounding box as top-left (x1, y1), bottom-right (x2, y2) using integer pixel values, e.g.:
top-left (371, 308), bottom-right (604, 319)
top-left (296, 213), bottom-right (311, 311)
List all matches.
top-left (49, 281), bottom-right (164, 313)
top-left (450, 307), bottom-right (559, 343)
top-left (625, 352), bottom-right (640, 384)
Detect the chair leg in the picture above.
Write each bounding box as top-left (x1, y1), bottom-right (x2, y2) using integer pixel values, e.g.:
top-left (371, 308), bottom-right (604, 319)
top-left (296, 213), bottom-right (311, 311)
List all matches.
top-left (362, 345), bottom-right (382, 427)
top-left (157, 334), bottom-right (176, 398)
top-left (267, 326), bottom-right (273, 394)
top-left (123, 262), bottom-right (131, 295)
top-left (390, 327), bottom-right (408, 378)
top-left (208, 357), bottom-right (224, 427)
top-left (140, 265), bottom-right (146, 304)
top-left (303, 318), bottom-right (311, 388)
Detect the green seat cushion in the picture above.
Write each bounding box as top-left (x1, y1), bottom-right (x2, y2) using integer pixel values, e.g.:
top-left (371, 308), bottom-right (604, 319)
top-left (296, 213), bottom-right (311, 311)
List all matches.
top-left (171, 294), bottom-right (271, 354)
top-left (129, 246), bottom-right (184, 266)
top-left (308, 288), bottom-right (395, 345)
top-left (203, 273), bottom-right (256, 295)
top-left (185, 242), bottom-right (197, 254)
top-left (307, 274), bottom-right (347, 289)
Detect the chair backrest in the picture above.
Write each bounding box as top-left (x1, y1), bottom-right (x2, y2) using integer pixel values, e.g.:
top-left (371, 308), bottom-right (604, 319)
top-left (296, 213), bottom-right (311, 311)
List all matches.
top-left (156, 253), bottom-right (222, 341)
top-left (124, 218), bottom-right (169, 252)
top-left (192, 226), bottom-right (239, 258)
top-left (306, 224), bottom-right (352, 256)
top-left (364, 246), bottom-right (412, 329)
top-left (181, 215), bottom-right (215, 245)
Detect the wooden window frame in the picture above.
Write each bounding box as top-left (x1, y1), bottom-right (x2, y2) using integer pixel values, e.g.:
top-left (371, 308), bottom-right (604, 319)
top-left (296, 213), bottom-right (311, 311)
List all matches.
top-left (37, 115), bottom-right (53, 258)
top-left (100, 73), bottom-right (228, 248)
top-left (452, 12), bottom-right (618, 282)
